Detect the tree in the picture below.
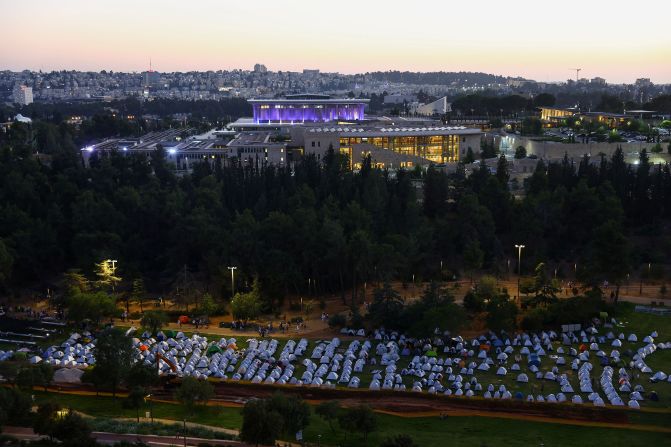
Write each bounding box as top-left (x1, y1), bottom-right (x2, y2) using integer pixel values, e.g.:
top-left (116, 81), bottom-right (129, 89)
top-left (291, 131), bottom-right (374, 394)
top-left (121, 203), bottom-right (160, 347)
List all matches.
top-left (316, 400), bottom-right (341, 433)
top-left (268, 392), bottom-right (310, 439)
top-left (199, 292), bottom-right (217, 317)
top-left (486, 294), bottom-right (518, 333)
top-left (521, 117), bottom-right (542, 136)
top-left (131, 278), bottom-right (146, 312)
top-left (230, 278), bottom-right (262, 321)
top-left (67, 291), bottom-right (118, 326)
top-left (51, 410), bottom-right (95, 446)
top-left (0, 387), bottom-right (31, 426)
top-left (125, 362), bottom-right (159, 390)
top-left (123, 386), bottom-right (147, 422)
top-left (463, 238), bottom-right (484, 282)
top-left (585, 219), bottom-right (630, 303)
top-left (367, 282), bottom-right (404, 329)
top-left (380, 434), bottom-right (419, 447)
top-left (0, 238), bottom-right (13, 289)
top-left (93, 328), bottom-right (134, 397)
top-left (240, 399), bottom-right (283, 447)
top-left (62, 270), bottom-right (89, 297)
top-left (514, 146), bottom-right (527, 159)
top-left (339, 405), bottom-right (377, 441)
top-left (463, 147), bottom-right (475, 163)
top-left (33, 401), bottom-right (61, 441)
top-left (16, 364), bottom-right (53, 392)
top-left (463, 290), bottom-right (485, 314)
top-left (496, 154), bottom-right (509, 186)
top-left (94, 259), bottom-right (121, 292)
top-left (174, 376), bottom-right (214, 416)
top-left (141, 310), bottom-right (168, 335)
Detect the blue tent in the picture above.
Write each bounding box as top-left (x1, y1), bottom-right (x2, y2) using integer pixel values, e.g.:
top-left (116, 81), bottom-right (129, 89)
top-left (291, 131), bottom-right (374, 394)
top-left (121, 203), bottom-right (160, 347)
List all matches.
top-left (528, 353), bottom-right (541, 367)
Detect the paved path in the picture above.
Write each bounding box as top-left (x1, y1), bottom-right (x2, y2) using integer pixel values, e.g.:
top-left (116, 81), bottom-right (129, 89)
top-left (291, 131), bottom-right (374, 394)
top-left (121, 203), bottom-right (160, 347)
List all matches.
top-left (1, 426), bottom-right (250, 446)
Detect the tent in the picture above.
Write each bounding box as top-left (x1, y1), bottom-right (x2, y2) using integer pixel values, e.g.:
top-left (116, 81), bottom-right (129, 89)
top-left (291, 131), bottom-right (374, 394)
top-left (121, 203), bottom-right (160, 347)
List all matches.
top-left (178, 316), bottom-right (189, 324)
top-left (207, 345), bottom-right (222, 355)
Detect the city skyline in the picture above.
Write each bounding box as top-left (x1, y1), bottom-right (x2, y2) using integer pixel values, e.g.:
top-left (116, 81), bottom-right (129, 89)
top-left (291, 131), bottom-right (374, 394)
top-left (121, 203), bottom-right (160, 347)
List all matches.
top-left (2, 0), bottom-right (670, 84)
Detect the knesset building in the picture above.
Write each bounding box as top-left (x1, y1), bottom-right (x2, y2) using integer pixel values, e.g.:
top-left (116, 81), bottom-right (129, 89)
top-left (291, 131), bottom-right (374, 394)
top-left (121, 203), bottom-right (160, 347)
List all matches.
top-left (298, 125), bottom-right (483, 169)
top-left (248, 94), bottom-right (368, 124)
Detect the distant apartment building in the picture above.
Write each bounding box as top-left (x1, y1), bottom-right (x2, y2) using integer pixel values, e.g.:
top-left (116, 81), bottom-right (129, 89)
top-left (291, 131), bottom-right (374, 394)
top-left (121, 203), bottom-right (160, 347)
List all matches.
top-left (591, 77), bottom-right (607, 86)
top-left (303, 69), bottom-right (320, 75)
top-left (635, 78), bottom-right (653, 88)
top-left (144, 70), bottom-right (161, 88)
top-left (253, 64), bottom-right (268, 73)
top-left (12, 84), bottom-right (33, 105)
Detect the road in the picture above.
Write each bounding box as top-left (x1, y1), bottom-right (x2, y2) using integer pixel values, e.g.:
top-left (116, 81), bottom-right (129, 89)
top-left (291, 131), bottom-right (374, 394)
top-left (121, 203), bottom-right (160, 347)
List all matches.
top-left (2, 426), bottom-right (251, 447)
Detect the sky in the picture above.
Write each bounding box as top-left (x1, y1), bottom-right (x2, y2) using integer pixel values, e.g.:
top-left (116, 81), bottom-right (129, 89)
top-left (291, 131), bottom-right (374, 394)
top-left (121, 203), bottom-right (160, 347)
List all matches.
top-left (1, 0), bottom-right (670, 84)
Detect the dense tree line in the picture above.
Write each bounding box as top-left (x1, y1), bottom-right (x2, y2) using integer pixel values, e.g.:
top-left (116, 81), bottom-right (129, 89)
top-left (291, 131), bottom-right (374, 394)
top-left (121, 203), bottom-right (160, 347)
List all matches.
top-left (0, 119), bottom-right (670, 311)
top-left (451, 93), bottom-right (556, 116)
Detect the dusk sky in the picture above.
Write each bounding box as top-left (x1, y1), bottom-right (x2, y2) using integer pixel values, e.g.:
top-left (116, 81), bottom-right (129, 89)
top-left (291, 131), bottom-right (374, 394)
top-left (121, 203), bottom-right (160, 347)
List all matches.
top-left (2, 0), bottom-right (670, 83)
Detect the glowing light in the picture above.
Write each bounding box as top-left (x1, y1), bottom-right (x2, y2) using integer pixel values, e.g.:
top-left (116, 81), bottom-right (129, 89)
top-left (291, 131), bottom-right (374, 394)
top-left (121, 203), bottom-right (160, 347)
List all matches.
top-left (168, 148), bottom-right (177, 155)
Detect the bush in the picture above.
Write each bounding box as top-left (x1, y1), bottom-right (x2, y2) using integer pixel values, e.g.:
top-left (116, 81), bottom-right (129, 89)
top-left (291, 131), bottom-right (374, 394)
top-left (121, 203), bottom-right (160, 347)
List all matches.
top-left (463, 291), bottom-right (485, 313)
top-left (328, 313), bottom-right (346, 328)
top-left (86, 418), bottom-right (234, 440)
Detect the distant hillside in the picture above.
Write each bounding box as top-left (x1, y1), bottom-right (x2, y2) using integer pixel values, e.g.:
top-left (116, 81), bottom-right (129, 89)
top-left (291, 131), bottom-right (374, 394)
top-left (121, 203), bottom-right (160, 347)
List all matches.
top-left (366, 71), bottom-right (512, 86)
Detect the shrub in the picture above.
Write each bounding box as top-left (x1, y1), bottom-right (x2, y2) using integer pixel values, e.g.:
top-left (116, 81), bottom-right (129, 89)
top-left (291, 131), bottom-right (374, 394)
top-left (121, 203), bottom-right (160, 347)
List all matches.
top-left (463, 291), bottom-right (485, 313)
top-left (328, 313), bottom-right (346, 328)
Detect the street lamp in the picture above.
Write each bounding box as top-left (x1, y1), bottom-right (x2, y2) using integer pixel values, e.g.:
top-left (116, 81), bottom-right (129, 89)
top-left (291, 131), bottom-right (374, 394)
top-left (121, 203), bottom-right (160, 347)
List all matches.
top-left (105, 259), bottom-right (119, 293)
top-left (515, 245), bottom-right (525, 276)
top-left (515, 245), bottom-right (525, 303)
top-left (227, 266), bottom-right (237, 297)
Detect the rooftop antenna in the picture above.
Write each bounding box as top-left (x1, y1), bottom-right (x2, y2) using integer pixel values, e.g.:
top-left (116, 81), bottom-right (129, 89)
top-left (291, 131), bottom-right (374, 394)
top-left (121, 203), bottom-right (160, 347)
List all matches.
top-left (149, 58), bottom-right (153, 73)
top-left (570, 68), bottom-right (581, 83)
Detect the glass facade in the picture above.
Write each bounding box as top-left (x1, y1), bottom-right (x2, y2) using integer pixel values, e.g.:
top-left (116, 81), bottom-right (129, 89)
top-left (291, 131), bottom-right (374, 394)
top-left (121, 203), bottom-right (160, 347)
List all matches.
top-left (338, 135), bottom-right (460, 164)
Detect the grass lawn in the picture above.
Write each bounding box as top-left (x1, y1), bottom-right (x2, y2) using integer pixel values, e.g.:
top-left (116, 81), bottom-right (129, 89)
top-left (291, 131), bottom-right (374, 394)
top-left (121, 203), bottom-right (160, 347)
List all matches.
top-left (32, 391), bottom-right (670, 447)
top-left (32, 391), bottom-right (242, 430)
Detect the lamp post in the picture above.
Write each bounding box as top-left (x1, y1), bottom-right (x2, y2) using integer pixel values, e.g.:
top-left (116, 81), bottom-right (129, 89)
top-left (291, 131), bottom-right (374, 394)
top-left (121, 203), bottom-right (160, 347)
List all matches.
top-left (144, 394), bottom-right (153, 424)
top-left (515, 245), bottom-right (525, 303)
top-left (227, 266), bottom-right (237, 297)
top-left (106, 259), bottom-right (118, 293)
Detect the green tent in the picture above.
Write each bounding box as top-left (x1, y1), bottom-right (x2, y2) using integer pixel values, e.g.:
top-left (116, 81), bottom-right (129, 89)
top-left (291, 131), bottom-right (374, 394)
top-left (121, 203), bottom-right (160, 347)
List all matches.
top-left (426, 350), bottom-right (438, 357)
top-left (206, 345), bottom-right (222, 355)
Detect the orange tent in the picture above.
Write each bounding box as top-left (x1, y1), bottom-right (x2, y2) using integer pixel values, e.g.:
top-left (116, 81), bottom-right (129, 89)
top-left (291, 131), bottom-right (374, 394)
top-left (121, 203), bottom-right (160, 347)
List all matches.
top-left (178, 315), bottom-right (189, 324)
top-left (579, 344), bottom-right (587, 352)
top-left (139, 345), bottom-right (148, 351)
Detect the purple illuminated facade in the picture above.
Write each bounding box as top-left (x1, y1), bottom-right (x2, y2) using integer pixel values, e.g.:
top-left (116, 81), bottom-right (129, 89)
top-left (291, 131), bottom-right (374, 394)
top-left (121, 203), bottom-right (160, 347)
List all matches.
top-left (249, 99), bottom-right (368, 124)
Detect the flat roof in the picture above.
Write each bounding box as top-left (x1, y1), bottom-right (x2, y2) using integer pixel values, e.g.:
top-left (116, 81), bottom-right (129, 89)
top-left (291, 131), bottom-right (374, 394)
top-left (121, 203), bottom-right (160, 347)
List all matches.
top-left (248, 98), bottom-right (369, 104)
top-left (308, 125), bottom-right (482, 138)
